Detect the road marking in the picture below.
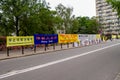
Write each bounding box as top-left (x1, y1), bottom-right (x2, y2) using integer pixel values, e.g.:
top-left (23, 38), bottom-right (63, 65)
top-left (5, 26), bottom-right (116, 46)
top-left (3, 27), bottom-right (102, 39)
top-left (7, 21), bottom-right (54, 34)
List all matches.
top-left (0, 43), bottom-right (120, 79)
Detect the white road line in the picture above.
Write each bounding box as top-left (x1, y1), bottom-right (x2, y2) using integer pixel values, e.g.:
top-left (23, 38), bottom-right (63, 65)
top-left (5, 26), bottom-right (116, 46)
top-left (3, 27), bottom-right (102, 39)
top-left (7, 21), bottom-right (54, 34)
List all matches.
top-left (0, 43), bottom-right (120, 79)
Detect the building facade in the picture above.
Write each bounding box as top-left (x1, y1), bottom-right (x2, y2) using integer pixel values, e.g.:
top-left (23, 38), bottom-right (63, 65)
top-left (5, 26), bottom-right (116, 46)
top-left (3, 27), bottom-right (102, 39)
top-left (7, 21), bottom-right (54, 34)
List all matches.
top-left (96, 0), bottom-right (120, 35)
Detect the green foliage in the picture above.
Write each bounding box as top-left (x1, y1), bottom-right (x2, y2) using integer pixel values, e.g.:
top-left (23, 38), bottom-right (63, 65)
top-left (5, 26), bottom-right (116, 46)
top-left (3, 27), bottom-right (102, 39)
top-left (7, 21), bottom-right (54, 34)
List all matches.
top-left (106, 0), bottom-right (120, 17)
top-left (0, 1), bottom-right (99, 36)
top-left (55, 4), bottom-right (74, 33)
top-left (76, 17), bottom-right (99, 34)
top-left (0, 0), bottom-right (56, 36)
top-left (69, 18), bottom-right (79, 34)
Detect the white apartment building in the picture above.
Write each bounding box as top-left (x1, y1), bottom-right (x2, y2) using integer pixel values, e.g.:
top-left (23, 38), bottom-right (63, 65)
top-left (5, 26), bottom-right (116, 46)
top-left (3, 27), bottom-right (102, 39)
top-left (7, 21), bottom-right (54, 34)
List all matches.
top-left (96, 0), bottom-right (120, 34)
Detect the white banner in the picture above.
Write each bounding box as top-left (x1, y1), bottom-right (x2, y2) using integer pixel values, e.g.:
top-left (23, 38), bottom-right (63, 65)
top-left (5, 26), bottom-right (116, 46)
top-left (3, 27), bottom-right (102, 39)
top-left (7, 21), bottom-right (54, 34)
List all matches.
top-left (78, 34), bottom-right (101, 46)
top-left (78, 34), bottom-right (89, 41)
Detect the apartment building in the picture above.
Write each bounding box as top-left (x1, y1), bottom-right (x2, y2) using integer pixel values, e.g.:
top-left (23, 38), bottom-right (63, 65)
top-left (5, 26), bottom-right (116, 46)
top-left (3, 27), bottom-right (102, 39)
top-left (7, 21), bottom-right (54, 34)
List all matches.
top-left (96, 0), bottom-right (120, 35)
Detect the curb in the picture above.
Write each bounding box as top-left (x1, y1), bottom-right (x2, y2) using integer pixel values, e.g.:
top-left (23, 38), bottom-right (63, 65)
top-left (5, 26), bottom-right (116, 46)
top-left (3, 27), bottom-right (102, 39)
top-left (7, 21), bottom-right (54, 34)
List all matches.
top-left (0, 46), bottom-right (79, 61)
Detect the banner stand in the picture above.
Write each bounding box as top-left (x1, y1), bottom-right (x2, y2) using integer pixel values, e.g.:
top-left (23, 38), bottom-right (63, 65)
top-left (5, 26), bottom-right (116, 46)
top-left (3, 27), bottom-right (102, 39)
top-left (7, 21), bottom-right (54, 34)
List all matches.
top-left (45, 44), bottom-right (47, 51)
top-left (67, 43), bottom-right (69, 48)
top-left (61, 44), bottom-right (63, 49)
top-left (53, 43), bottom-right (55, 50)
top-left (7, 47), bottom-right (9, 56)
top-left (34, 45), bottom-right (36, 53)
top-left (73, 43), bottom-right (74, 47)
top-left (78, 42), bottom-right (79, 47)
top-left (22, 46), bottom-right (24, 54)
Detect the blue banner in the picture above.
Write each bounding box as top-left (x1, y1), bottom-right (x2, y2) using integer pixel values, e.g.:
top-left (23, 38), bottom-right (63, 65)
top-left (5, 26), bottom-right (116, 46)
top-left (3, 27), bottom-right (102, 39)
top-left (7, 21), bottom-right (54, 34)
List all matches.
top-left (34, 34), bottom-right (58, 45)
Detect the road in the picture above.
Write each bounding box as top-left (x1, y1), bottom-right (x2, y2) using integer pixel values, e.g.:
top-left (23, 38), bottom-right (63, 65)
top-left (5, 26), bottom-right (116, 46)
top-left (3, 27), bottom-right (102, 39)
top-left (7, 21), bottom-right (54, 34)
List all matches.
top-left (0, 40), bottom-right (120, 80)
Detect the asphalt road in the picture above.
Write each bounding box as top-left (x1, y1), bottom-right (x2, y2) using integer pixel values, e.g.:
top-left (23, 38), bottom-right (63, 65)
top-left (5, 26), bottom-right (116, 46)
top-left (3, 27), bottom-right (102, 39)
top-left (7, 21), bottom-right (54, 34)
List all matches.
top-left (0, 40), bottom-right (120, 80)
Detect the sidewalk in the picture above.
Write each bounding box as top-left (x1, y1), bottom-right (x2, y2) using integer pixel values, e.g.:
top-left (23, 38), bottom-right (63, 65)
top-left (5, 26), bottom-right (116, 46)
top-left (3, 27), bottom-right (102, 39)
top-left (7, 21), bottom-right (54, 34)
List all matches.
top-left (0, 43), bottom-right (75, 60)
top-left (0, 40), bottom-right (107, 60)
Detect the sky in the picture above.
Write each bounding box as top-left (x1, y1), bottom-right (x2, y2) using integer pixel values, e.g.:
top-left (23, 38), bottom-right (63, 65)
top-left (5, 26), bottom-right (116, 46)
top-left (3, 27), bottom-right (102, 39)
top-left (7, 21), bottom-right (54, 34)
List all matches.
top-left (46, 0), bottom-right (96, 17)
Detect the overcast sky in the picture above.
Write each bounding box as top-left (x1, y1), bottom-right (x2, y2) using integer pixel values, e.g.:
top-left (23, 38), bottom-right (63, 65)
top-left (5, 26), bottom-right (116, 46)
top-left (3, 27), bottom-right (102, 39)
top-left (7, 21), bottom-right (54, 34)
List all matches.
top-left (46, 0), bottom-right (96, 17)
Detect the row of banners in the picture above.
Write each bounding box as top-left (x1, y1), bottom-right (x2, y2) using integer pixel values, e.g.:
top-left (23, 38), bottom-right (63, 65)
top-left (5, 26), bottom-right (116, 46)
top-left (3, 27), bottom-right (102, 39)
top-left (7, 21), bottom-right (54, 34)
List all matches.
top-left (6, 34), bottom-right (101, 47)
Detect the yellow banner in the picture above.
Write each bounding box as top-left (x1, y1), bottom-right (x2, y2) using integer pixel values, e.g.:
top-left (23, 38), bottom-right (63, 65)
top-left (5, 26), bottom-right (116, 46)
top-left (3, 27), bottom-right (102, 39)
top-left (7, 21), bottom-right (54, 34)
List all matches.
top-left (96, 34), bottom-right (101, 39)
top-left (118, 35), bottom-right (120, 38)
top-left (7, 36), bottom-right (34, 47)
top-left (58, 34), bottom-right (78, 43)
top-left (112, 35), bottom-right (116, 39)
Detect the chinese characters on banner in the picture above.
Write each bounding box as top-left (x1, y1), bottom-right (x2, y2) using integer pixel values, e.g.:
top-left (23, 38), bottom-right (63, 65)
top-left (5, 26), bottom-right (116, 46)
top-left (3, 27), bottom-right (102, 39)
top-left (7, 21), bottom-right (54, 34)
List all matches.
top-left (7, 36), bottom-right (34, 47)
top-left (34, 34), bottom-right (58, 45)
top-left (6, 34), bottom-right (102, 47)
top-left (58, 34), bottom-right (78, 43)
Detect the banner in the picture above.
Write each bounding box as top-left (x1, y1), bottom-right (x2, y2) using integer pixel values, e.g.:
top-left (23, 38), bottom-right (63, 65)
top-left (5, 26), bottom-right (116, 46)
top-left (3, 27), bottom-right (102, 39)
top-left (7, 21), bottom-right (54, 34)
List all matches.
top-left (92, 35), bottom-right (97, 40)
top-left (118, 35), bottom-right (120, 38)
top-left (96, 34), bottom-right (101, 39)
top-left (7, 36), bottom-right (34, 47)
top-left (88, 34), bottom-right (96, 40)
top-left (78, 34), bottom-right (89, 41)
top-left (58, 34), bottom-right (78, 43)
top-left (78, 34), bottom-right (89, 46)
top-left (112, 35), bottom-right (116, 39)
top-left (34, 34), bottom-right (58, 45)
top-left (79, 34), bottom-right (101, 41)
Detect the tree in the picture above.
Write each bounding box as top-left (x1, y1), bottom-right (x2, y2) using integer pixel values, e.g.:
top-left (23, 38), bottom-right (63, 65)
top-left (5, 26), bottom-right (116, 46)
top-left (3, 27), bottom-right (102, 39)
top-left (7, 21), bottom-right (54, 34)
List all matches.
top-left (19, 7), bottom-right (56, 35)
top-left (106, 0), bottom-right (120, 17)
top-left (76, 16), bottom-right (99, 34)
top-left (51, 11), bottom-right (64, 33)
top-left (77, 17), bottom-right (89, 34)
top-left (86, 17), bottom-right (99, 34)
top-left (55, 4), bottom-right (74, 33)
top-left (69, 17), bottom-right (79, 34)
top-left (1, 0), bottom-right (31, 36)
top-left (0, 0), bottom-right (55, 36)
top-left (36, 8), bottom-right (56, 34)
top-left (0, 12), bottom-right (14, 36)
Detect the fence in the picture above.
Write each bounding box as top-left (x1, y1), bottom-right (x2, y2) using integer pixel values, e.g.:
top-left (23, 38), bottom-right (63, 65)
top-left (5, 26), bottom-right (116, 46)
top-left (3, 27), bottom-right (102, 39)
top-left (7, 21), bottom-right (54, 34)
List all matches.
top-left (0, 34), bottom-right (118, 57)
